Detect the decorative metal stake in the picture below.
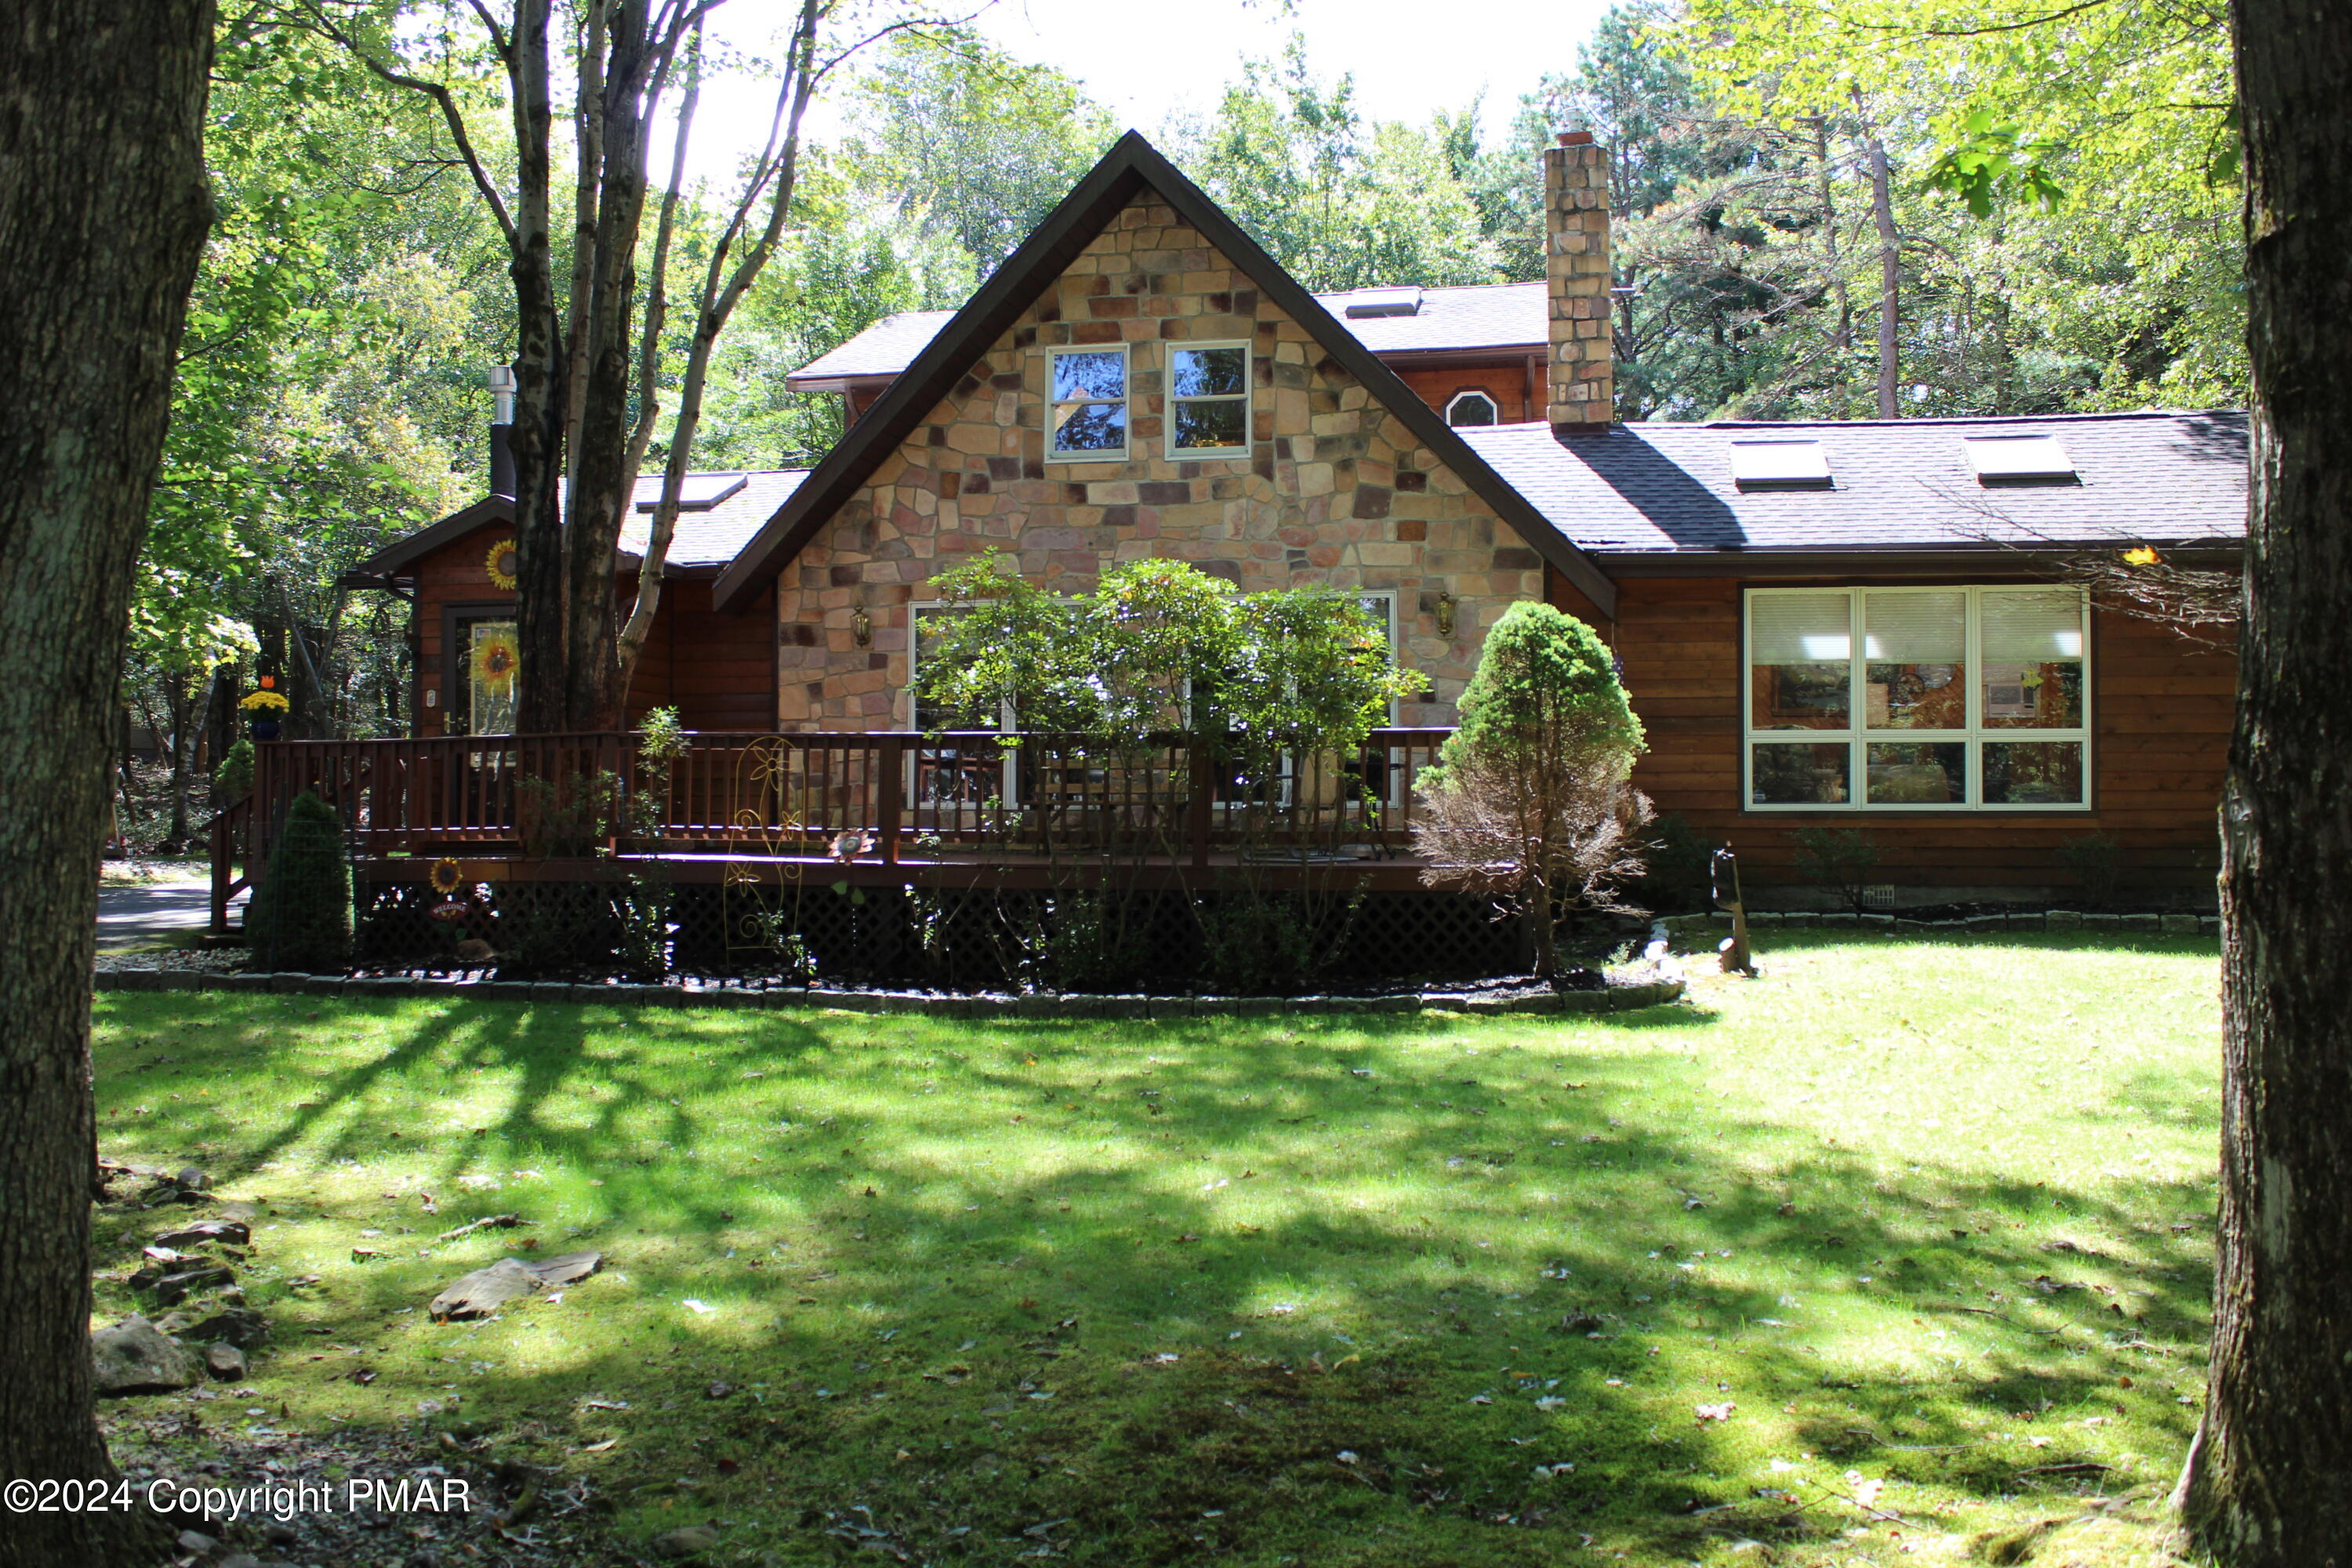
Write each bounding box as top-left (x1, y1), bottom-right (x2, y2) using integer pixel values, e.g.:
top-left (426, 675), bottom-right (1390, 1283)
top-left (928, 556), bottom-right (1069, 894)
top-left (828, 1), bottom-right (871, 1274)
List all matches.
top-left (1711, 848), bottom-right (1758, 977)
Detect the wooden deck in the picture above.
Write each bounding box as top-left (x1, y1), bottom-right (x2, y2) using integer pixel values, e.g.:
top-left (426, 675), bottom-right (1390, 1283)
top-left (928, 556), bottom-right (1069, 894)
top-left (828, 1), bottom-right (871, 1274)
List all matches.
top-left (211, 728), bottom-right (1456, 930)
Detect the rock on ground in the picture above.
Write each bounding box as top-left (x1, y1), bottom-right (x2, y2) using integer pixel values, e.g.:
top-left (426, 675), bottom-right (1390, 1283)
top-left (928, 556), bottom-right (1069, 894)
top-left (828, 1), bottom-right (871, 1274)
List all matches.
top-left (652, 1524), bottom-right (723, 1559)
top-left (187, 1306), bottom-right (270, 1348)
top-left (92, 1318), bottom-right (201, 1396)
top-left (154, 1217), bottom-right (250, 1249)
top-left (429, 1251), bottom-right (602, 1322)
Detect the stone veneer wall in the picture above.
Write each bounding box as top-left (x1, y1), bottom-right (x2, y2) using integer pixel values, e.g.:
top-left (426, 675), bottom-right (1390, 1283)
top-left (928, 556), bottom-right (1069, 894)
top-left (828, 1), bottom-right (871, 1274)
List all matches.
top-left (773, 191), bottom-right (1557, 731)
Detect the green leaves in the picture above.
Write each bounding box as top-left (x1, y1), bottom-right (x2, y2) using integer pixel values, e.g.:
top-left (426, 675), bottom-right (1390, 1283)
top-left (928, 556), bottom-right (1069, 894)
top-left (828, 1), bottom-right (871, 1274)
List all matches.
top-left (1918, 111), bottom-right (2067, 219)
top-left (1668, 0), bottom-right (2244, 412)
top-left (1436, 603), bottom-right (1645, 786)
top-left (2203, 101), bottom-right (2243, 189)
top-left (913, 554), bottom-right (1419, 764)
top-left (1181, 37), bottom-right (1506, 292)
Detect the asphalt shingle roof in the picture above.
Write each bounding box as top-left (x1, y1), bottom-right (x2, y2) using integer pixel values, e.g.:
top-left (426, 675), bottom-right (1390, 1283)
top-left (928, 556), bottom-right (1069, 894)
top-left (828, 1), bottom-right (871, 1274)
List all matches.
top-left (1314, 281), bottom-right (1544, 354)
top-left (786, 281), bottom-right (1547, 387)
top-left (1458, 410), bottom-right (2248, 557)
top-left (616, 469), bottom-right (809, 568)
top-left (789, 311), bottom-right (958, 383)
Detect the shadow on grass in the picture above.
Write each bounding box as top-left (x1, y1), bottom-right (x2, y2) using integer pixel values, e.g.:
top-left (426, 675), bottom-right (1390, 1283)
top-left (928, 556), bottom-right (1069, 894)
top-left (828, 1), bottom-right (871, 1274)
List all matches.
top-left (92, 990), bottom-right (2215, 1566)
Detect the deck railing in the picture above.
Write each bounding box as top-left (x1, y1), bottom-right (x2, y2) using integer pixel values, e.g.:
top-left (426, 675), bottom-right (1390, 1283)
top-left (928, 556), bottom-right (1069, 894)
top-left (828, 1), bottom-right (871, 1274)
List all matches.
top-left (230, 728), bottom-right (1454, 899)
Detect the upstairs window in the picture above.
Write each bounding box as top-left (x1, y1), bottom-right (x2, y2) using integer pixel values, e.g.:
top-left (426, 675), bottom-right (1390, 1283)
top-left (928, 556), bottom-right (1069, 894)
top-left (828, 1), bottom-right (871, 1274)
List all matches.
top-left (1744, 586), bottom-right (2089, 811)
top-left (1446, 390), bottom-right (1499, 427)
top-left (1168, 343), bottom-right (1250, 457)
top-left (1048, 347), bottom-right (1128, 460)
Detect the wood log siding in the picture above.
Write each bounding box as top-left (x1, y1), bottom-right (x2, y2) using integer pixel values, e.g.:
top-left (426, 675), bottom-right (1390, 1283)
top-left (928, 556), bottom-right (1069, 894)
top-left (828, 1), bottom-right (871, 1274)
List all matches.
top-left (409, 534), bottom-right (775, 735)
top-left (1604, 575), bottom-right (2234, 895)
top-left (1388, 363), bottom-right (1536, 425)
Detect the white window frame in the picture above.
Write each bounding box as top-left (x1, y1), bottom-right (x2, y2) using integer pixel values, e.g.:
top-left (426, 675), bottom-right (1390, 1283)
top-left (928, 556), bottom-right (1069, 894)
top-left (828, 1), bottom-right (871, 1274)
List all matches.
top-left (1357, 590), bottom-right (1401, 725)
top-left (1044, 343), bottom-right (1131, 463)
top-left (1163, 340), bottom-right (1253, 460)
top-left (1741, 585), bottom-right (2092, 814)
top-left (1353, 589), bottom-right (1405, 810)
top-left (1261, 590), bottom-right (1403, 812)
top-left (906, 601), bottom-right (1018, 807)
top-left (1444, 389), bottom-right (1500, 427)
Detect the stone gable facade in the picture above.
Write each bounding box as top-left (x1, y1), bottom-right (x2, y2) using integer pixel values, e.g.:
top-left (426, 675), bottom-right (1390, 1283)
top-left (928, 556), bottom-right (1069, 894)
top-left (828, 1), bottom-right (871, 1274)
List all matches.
top-left (773, 189), bottom-right (1552, 731)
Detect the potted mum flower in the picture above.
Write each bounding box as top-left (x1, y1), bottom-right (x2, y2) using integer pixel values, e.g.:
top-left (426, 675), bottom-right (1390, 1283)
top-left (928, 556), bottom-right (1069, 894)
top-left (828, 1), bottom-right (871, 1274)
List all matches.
top-left (238, 676), bottom-right (290, 741)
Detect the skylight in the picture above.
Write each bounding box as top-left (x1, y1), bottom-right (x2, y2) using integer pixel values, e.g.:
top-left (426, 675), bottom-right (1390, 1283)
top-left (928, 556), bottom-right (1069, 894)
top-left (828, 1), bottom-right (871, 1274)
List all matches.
top-left (637, 473), bottom-right (748, 513)
top-left (1964, 434), bottom-right (2078, 484)
top-left (1730, 439), bottom-right (1832, 489)
top-left (1341, 286), bottom-right (1423, 319)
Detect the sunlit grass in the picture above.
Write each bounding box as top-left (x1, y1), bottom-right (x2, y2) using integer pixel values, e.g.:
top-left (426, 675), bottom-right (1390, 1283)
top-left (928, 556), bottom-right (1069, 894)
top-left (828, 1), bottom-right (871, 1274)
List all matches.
top-left (93, 931), bottom-right (2220, 1566)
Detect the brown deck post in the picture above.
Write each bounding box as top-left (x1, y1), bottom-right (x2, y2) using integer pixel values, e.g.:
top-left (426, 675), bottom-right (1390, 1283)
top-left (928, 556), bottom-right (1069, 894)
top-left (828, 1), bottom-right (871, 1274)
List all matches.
top-left (877, 737), bottom-right (903, 865)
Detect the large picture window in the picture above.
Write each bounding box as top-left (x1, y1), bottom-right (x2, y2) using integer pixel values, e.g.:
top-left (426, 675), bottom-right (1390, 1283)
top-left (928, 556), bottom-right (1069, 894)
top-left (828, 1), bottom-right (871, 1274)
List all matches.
top-left (1744, 586), bottom-right (2089, 811)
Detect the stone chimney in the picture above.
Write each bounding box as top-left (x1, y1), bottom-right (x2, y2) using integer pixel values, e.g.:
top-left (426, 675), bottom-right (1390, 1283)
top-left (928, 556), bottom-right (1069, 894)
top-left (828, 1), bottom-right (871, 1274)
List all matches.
top-left (1543, 131), bottom-right (1613, 430)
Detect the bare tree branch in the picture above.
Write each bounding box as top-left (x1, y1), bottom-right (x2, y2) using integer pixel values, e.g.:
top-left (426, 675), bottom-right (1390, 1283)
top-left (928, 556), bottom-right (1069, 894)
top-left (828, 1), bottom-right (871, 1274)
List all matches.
top-left (1936, 481), bottom-right (2243, 647)
top-left (463, 0), bottom-right (511, 61)
top-left (287, 1), bottom-right (518, 244)
top-left (625, 19), bottom-right (699, 481)
top-left (287, 2), bottom-right (518, 244)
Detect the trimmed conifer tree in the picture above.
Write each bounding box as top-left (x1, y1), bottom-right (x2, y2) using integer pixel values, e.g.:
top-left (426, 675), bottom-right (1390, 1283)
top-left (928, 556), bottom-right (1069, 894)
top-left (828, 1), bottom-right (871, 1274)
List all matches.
top-left (249, 790), bottom-right (352, 972)
top-left (1415, 602), bottom-right (1650, 977)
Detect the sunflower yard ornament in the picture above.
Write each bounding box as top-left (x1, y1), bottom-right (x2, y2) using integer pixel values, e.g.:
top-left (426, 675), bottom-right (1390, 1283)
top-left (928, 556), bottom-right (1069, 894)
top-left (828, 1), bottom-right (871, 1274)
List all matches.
top-left (430, 861), bottom-right (472, 924)
top-left (485, 537), bottom-right (521, 590)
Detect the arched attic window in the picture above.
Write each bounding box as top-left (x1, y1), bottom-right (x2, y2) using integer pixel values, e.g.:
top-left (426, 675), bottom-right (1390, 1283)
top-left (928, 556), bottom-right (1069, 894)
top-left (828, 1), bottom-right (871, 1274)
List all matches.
top-left (1445, 390), bottom-right (1499, 427)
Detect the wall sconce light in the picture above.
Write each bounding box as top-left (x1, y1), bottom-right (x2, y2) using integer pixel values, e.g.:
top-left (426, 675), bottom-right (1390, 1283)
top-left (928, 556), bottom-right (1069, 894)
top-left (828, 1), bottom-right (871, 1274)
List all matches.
top-left (851, 606), bottom-right (873, 648)
top-left (1436, 593), bottom-right (1457, 637)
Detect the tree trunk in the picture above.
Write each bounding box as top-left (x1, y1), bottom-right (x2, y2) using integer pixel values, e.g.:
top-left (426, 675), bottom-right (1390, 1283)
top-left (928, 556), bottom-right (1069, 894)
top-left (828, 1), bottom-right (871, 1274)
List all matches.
top-left (0, 3), bottom-right (216, 1565)
top-left (1526, 878), bottom-right (1556, 978)
top-left (509, 0), bottom-right (570, 739)
top-left (1866, 133), bottom-right (1900, 419)
top-left (564, 11), bottom-right (656, 731)
top-left (162, 668), bottom-right (195, 850)
top-left (1809, 116), bottom-right (1855, 419)
top-left (2171, 5), bottom-right (2352, 1561)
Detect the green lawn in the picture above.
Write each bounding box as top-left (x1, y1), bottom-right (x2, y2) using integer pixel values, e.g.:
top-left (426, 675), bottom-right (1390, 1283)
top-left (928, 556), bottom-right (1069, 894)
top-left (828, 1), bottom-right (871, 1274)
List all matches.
top-left (91, 933), bottom-right (2222, 1566)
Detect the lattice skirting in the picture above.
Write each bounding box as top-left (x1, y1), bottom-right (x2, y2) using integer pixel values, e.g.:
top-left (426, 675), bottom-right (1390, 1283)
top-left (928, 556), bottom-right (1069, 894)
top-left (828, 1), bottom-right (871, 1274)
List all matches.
top-left (354, 869), bottom-right (1526, 986)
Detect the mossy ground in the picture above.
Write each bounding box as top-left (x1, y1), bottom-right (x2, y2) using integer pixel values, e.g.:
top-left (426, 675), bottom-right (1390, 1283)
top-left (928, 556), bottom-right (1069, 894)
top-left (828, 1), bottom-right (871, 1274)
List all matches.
top-left (92, 931), bottom-right (2220, 1566)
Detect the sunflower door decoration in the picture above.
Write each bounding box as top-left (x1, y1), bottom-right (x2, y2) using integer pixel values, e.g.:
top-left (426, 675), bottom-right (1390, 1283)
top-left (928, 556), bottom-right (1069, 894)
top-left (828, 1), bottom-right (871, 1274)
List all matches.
top-left (485, 536), bottom-right (520, 590)
top-left (467, 622), bottom-right (520, 736)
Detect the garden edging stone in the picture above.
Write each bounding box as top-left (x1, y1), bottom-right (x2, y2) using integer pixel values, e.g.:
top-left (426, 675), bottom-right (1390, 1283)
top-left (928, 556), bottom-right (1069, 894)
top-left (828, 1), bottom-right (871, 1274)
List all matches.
top-left (95, 969), bottom-right (1690, 1017)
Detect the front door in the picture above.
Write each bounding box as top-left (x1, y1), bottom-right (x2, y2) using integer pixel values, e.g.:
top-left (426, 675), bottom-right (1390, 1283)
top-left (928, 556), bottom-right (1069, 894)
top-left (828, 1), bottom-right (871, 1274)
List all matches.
top-left (455, 616), bottom-right (518, 737)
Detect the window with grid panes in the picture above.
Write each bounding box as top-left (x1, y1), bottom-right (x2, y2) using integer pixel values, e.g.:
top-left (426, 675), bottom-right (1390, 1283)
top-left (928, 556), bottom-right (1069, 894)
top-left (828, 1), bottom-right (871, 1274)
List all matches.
top-left (1744, 586), bottom-right (2089, 810)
